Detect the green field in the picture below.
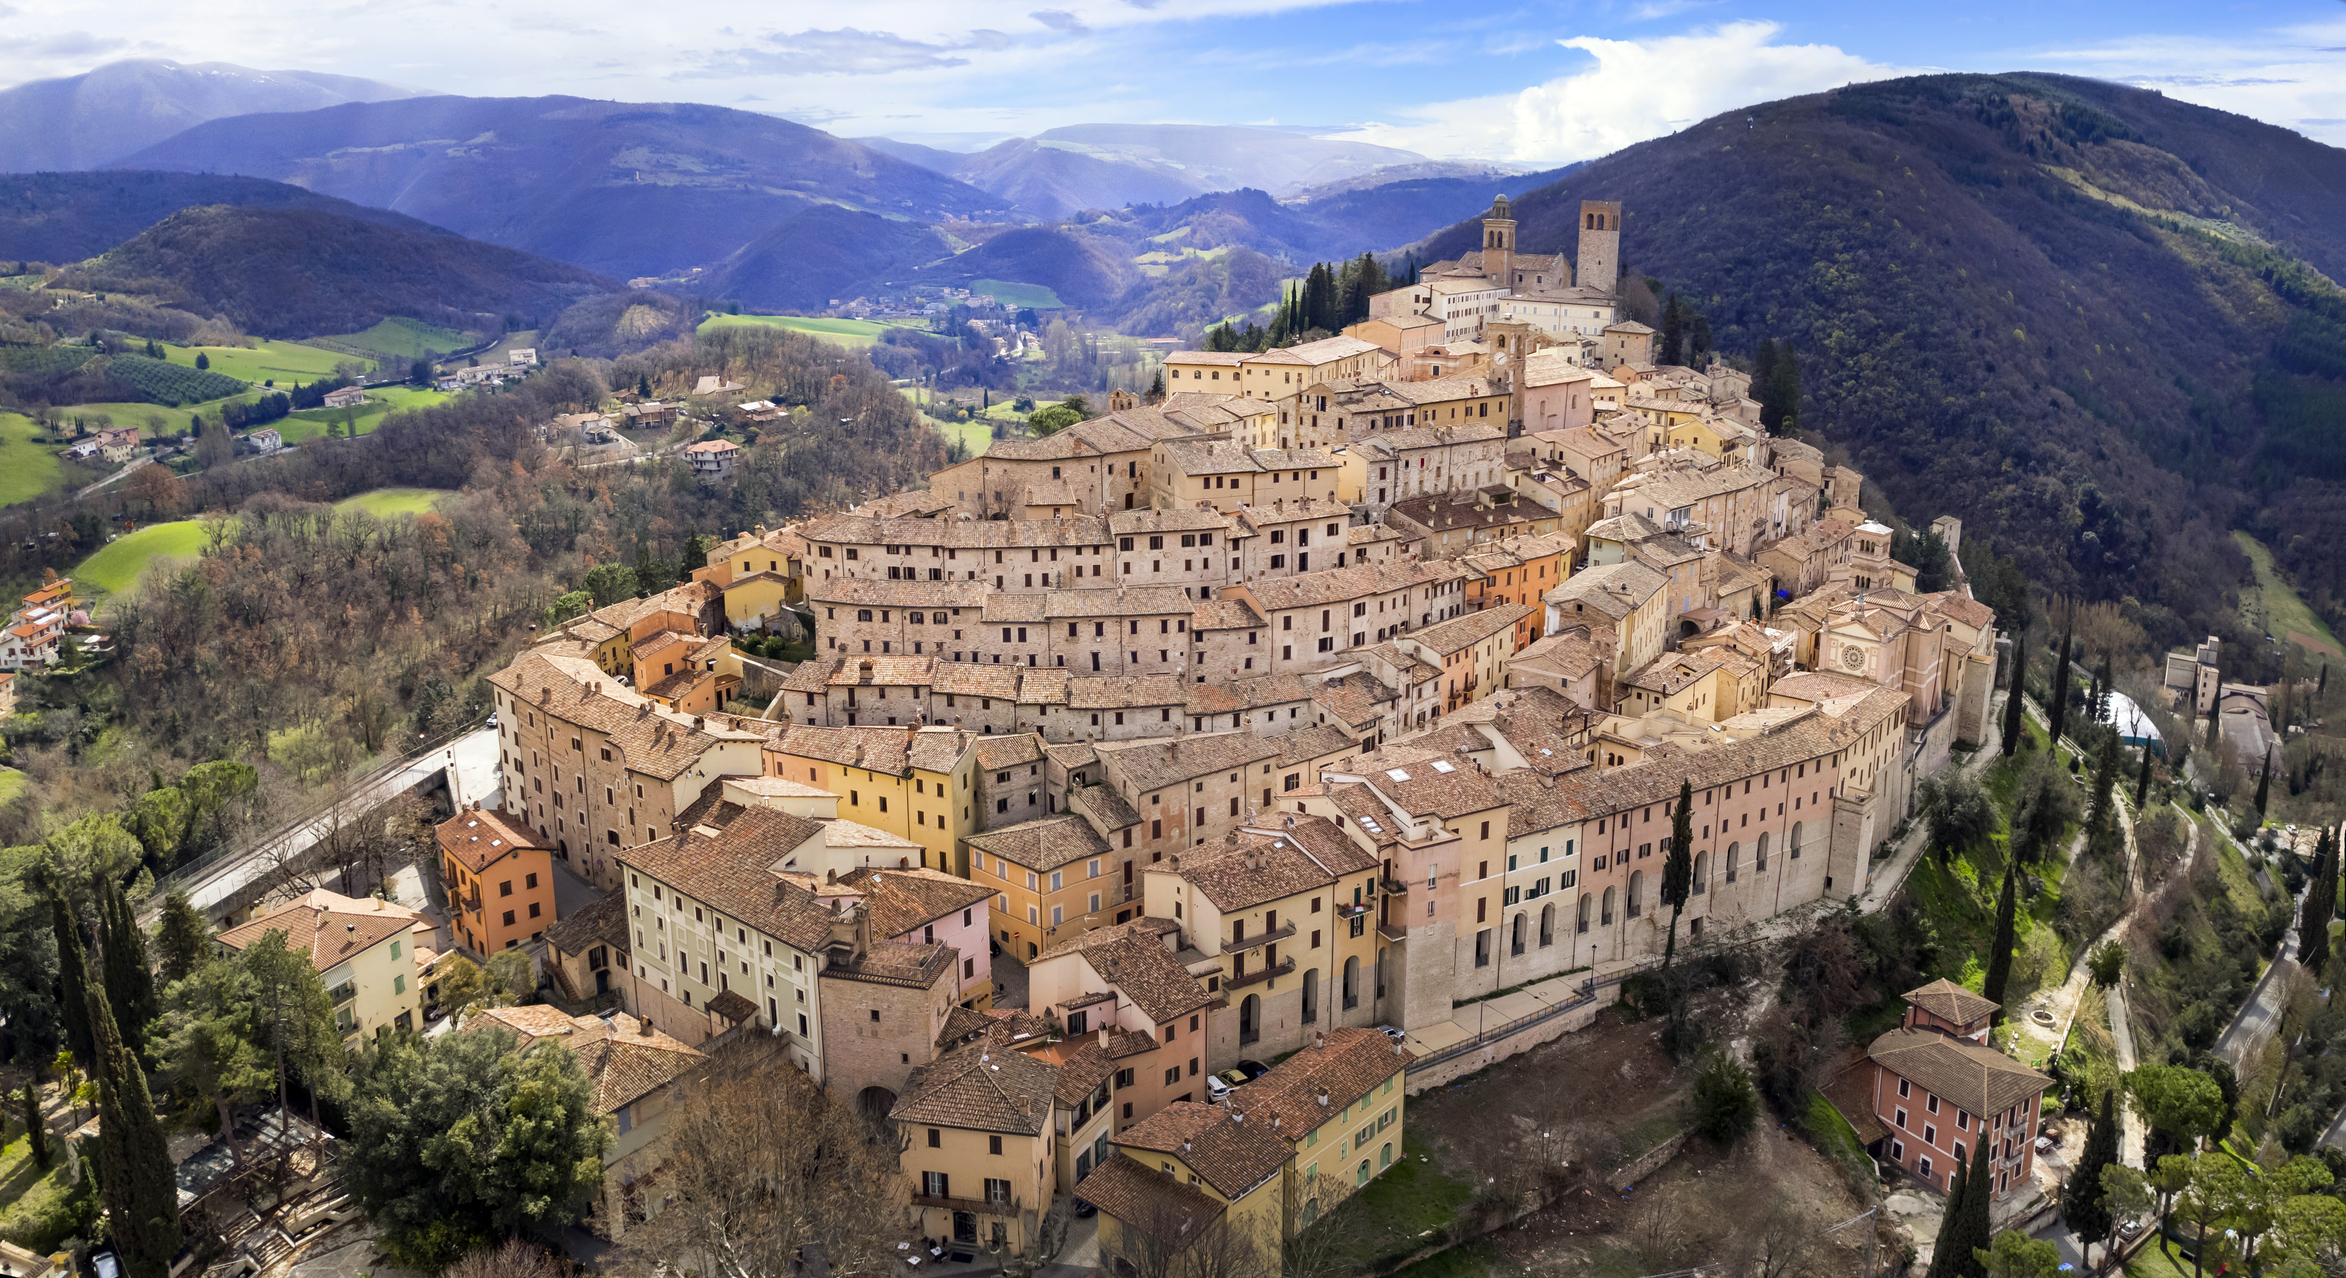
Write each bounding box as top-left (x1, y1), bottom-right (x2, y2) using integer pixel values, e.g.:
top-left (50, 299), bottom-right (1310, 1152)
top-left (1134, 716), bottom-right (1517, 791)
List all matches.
top-left (477, 329), bottom-right (541, 363)
top-left (0, 412), bottom-right (67, 507)
top-left (0, 770), bottom-right (24, 804)
top-left (162, 339), bottom-right (366, 385)
top-left (969, 279), bottom-right (1063, 309)
top-left (315, 317), bottom-right (475, 360)
top-left (278, 385), bottom-right (450, 443)
top-left (67, 397), bottom-right (267, 439)
top-left (697, 313), bottom-right (895, 347)
top-left (335, 487), bottom-right (453, 517)
top-left (2232, 531), bottom-right (2343, 659)
top-left (73, 520), bottom-right (207, 594)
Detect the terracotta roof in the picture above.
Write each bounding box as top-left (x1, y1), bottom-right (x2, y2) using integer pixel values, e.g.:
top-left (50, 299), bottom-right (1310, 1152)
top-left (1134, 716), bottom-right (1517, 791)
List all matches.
top-left (891, 1039), bottom-right (1059, 1135)
top-left (965, 813), bottom-right (1113, 873)
top-left (769, 724), bottom-right (914, 775)
top-left (1186, 673), bottom-right (1310, 717)
top-left (616, 805), bottom-right (839, 952)
top-left (1903, 979), bottom-right (1999, 1028)
top-left (542, 888), bottom-right (628, 959)
top-left (1339, 746), bottom-right (1506, 819)
top-left (1051, 1042), bottom-right (1118, 1108)
top-left (463, 1007), bottom-right (706, 1114)
top-left (1820, 1045), bottom-right (1888, 1146)
top-left (1226, 1028), bottom-right (1414, 1136)
top-left (1237, 560), bottom-right (1462, 613)
top-left (1068, 676), bottom-right (1187, 710)
top-left (838, 867), bottom-right (995, 939)
top-left (1039, 919), bottom-right (1213, 1024)
top-left (1074, 1153), bottom-right (1228, 1239)
top-left (1115, 1102), bottom-right (1292, 1200)
top-left (488, 648), bottom-right (758, 781)
top-left (1867, 1027), bottom-right (2048, 1120)
top-left (216, 891), bottom-right (418, 973)
top-left (1190, 598), bottom-right (1265, 631)
top-left (973, 734), bottom-right (1046, 770)
top-left (1407, 603), bottom-right (1532, 655)
top-left (1095, 732), bottom-right (1281, 794)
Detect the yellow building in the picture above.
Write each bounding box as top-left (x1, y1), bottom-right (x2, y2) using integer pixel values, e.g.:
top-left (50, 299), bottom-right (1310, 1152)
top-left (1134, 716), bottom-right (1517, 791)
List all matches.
top-left (893, 1040), bottom-right (1062, 1255)
top-left (1224, 1028), bottom-right (1414, 1234)
top-left (763, 724), bottom-right (983, 875)
top-left (216, 889), bottom-right (429, 1044)
top-left (964, 813), bottom-right (1116, 961)
top-left (698, 524), bottom-right (808, 631)
top-left (1081, 1102), bottom-right (1291, 1275)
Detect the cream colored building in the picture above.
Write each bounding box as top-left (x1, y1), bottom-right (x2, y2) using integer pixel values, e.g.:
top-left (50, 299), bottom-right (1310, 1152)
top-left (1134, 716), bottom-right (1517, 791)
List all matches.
top-left (216, 889), bottom-right (428, 1044)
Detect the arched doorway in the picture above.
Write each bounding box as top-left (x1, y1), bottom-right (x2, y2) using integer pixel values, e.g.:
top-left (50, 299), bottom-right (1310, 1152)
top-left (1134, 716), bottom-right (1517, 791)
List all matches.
top-left (1540, 902), bottom-right (1555, 946)
top-left (1511, 912), bottom-right (1526, 956)
top-left (1576, 893), bottom-right (1591, 934)
top-left (1600, 887), bottom-right (1615, 925)
top-left (1240, 994), bottom-right (1260, 1046)
top-left (1626, 871), bottom-right (1643, 918)
top-left (1725, 842), bottom-right (1739, 884)
top-left (1693, 852), bottom-right (1708, 896)
top-left (856, 1086), bottom-right (897, 1121)
top-left (1342, 955), bottom-right (1359, 1010)
top-left (1755, 831), bottom-right (1770, 872)
top-left (1789, 821), bottom-right (1804, 861)
top-left (1302, 968), bottom-right (1320, 1024)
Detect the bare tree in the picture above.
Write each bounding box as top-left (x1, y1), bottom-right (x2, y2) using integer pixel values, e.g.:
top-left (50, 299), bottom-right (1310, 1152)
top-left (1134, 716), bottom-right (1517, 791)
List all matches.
top-left (1107, 1182), bottom-right (1278, 1278)
top-left (442, 1238), bottom-right (567, 1278)
top-left (613, 1038), bottom-right (899, 1278)
top-left (1732, 1190), bottom-right (1826, 1278)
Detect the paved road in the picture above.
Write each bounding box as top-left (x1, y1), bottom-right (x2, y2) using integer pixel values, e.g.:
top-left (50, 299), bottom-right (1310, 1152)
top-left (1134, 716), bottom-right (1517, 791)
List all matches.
top-left (165, 728), bottom-right (500, 921)
top-left (74, 454), bottom-right (153, 500)
top-left (2213, 886), bottom-right (2305, 1075)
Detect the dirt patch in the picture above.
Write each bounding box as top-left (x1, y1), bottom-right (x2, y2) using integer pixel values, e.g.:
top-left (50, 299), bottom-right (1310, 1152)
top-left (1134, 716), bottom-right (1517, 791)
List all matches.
top-left (2289, 630), bottom-right (2343, 659)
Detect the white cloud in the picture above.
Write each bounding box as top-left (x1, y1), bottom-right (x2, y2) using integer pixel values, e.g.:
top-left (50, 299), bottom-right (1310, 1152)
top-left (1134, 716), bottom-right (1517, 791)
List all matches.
top-left (2016, 18), bottom-right (2346, 147)
top-left (1329, 20), bottom-right (1915, 163)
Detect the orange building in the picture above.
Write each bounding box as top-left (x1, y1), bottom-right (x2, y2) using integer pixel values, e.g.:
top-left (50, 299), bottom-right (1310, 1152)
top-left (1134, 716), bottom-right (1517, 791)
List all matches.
top-left (437, 804), bottom-right (559, 954)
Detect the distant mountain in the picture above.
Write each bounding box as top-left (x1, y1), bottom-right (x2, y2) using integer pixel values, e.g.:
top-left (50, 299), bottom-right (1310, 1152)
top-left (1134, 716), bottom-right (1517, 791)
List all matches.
top-left (855, 123), bottom-right (1435, 219)
top-left (1285, 163), bottom-right (1581, 259)
top-left (909, 226), bottom-right (1137, 310)
top-left (1414, 72), bottom-right (2346, 638)
top-left (0, 171), bottom-right (441, 266)
top-left (0, 59), bottom-right (427, 172)
top-left (65, 205), bottom-right (617, 338)
top-left (543, 290), bottom-right (700, 359)
top-left (114, 95), bottom-right (1016, 279)
top-left (703, 206), bottom-right (955, 312)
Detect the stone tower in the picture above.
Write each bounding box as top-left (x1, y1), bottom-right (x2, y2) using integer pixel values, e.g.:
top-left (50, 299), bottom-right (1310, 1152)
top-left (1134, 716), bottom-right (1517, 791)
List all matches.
top-left (1576, 199), bottom-right (1622, 294)
top-left (1481, 195), bottom-right (1516, 288)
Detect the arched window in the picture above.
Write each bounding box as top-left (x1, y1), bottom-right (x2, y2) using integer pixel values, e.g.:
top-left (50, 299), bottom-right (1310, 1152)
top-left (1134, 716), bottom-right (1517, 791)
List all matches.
top-left (1755, 831), bottom-right (1770, 872)
top-left (1380, 1142), bottom-right (1394, 1168)
top-left (1577, 894), bottom-right (1592, 934)
top-left (1601, 887), bottom-right (1616, 926)
top-left (1302, 968), bottom-right (1320, 1024)
top-left (1627, 870), bottom-right (1643, 918)
top-left (1790, 821), bottom-right (1804, 860)
top-left (1240, 994), bottom-right (1261, 1045)
top-left (1342, 955), bottom-right (1360, 1010)
top-left (1357, 1161), bottom-right (1372, 1186)
top-left (1511, 912), bottom-right (1526, 956)
top-left (1693, 851), bottom-right (1708, 895)
top-left (1725, 842), bottom-right (1739, 884)
top-left (1540, 902), bottom-right (1556, 946)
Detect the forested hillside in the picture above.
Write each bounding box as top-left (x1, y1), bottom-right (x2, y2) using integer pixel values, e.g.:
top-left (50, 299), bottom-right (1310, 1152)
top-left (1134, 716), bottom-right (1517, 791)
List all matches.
top-left (1415, 73), bottom-right (2346, 646)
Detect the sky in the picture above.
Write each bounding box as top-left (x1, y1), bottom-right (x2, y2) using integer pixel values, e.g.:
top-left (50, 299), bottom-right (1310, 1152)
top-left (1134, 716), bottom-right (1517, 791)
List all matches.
top-left (5, 0), bottom-right (2344, 163)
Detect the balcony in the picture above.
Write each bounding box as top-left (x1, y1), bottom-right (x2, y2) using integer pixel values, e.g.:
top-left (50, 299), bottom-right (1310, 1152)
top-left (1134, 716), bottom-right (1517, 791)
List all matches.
top-left (1335, 903), bottom-right (1370, 920)
top-left (1377, 921), bottom-right (1409, 942)
top-left (1220, 923), bottom-right (1296, 955)
top-left (1225, 958), bottom-right (1295, 991)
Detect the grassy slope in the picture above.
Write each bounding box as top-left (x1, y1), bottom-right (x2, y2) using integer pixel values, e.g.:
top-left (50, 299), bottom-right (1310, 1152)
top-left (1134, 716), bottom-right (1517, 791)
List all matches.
top-left (277, 385), bottom-right (449, 443)
top-left (334, 487), bottom-right (452, 517)
top-left (315, 316), bottom-right (474, 359)
top-left (970, 279), bottom-right (1063, 309)
top-left (696, 313), bottom-right (891, 347)
top-left (0, 770), bottom-right (24, 804)
top-left (161, 339), bottom-right (364, 384)
top-left (2231, 530), bottom-right (2343, 659)
top-left (73, 520), bottom-right (205, 594)
top-left (0, 1128), bottom-right (76, 1250)
top-left (0, 412), bottom-right (65, 507)
top-left (71, 396), bottom-right (265, 438)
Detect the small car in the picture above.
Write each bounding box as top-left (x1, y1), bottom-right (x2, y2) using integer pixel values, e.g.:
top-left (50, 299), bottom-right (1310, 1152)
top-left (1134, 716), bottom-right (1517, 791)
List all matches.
top-left (1233, 1060), bottom-right (1270, 1082)
top-left (1377, 1025), bottom-right (1407, 1043)
top-left (1205, 1073), bottom-right (1234, 1103)
top-left (485, 712), bottom-right (499, 729)
top-left (2035, 1135), bottom-right (2057, 1156)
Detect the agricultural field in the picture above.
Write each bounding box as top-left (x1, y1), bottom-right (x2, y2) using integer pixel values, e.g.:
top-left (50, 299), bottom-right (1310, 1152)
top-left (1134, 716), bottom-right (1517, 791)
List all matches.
top-left (0, 411), bottom-right (67, 506)
top-left (2232, 531), bottom-right (2343, 659)
top-left (315, 317), bottom-right (475, 360)
top-left (71, 396), bottom-right (263, 439)
top-left (334, 487), bottom-right (453, 517)
top-left (161, 339), bottom-right (367, 385)
top-left (73, 519), bottom-right (206, 594)
top-left (932, 418), bottom-right (992, 458)
top-left (969, 279), bottom-right (1062, 309)
top-left (697, 313), bottom-right (895, 347)
top-left (277, 385), bottom-right (449, 443)
top-left (476, 329), bottom-right (542, 364)
top-left (104, 353), bottom-right (248, 405)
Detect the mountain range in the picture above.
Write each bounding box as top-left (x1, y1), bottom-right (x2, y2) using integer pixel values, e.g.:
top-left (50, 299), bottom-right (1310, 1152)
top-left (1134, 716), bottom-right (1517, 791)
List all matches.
top-left (0, 59), bottom-right (427, 172)
top-left (1411, 72), bottom-right (2346, 638)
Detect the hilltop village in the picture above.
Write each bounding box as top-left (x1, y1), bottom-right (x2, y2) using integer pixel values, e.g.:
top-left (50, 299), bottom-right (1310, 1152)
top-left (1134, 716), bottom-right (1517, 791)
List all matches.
top-left (448, 199), bottom-right (2005, 1251)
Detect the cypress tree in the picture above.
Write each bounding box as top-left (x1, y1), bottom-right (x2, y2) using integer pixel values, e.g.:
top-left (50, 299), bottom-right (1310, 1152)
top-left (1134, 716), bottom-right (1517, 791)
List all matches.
top-left (71, 903), bottom-right (180, 1278)
top-left (1660, 781), bottom-right (1695, 970)
top-left (1771, 342), bottom-right (1802, 433)
top-left (22, 1078), bottom-right (48, 1170)
top-left (2255, 746), bottom-right (2272, 816)
top-left (100, 882), bottom-right (159, 1063)
top-left (2002, 634), bottom-right (2028, 757)
top-left (1982, 861), bottom-right (2018, 1025)
top-left (51, 893), bottom-right (93, 1064)
top-left (1950, 1136), bottom-right (1994, 1278)
top-left (2135, 742), bottom-right (2153, 808)
top-left (2046, 615), bottom-right (2075, 750)
top-left (2299, 830), bottom-right (2333, 978)
top-left (1660, 294), bottom-right (1685, 366)
top-left (2063, 1089), bottom-right (2119, 1271)
top-left (1924, 1156), bottom-right (1982, 1278)
top-left (2094, 652), bottom-right (2114, 724)
top-left (2086, 736), bottom-right (2122, 847)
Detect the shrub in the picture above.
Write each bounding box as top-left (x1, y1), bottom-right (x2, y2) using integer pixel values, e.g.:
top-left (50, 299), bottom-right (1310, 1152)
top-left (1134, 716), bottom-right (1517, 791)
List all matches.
top-left (1690, 1053), bottom-right (1758, 1145)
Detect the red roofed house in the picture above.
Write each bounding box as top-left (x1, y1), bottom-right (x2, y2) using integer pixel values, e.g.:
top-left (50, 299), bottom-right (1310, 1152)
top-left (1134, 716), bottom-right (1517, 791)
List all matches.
top-left (685, 438), bottom-right (741, 481)
top-left (215, 888), bottom-right (431, 1043)
top-left (437, 804), bottom-right (559, 955)
top-left (1866, 980), bottom-right (2050, 1201)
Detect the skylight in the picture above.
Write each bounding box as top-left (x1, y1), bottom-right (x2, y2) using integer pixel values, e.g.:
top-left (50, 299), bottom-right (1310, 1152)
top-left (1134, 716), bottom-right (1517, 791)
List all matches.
top-left (1385, 769), bottom-right (1411, 782)
top-left (1431, 761), bottom-right (1456, 773)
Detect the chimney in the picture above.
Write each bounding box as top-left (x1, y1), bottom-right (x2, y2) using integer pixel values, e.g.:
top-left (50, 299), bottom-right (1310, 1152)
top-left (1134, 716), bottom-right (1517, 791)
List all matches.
top-left (639, 1016), bottom-right (655, 1037)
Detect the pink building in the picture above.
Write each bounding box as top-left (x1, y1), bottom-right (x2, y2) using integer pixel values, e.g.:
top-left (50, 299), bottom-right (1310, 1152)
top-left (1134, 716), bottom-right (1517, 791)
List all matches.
top-left (842, 867), bottom-right (999, 1010)
top-left (1864, 980), bottom-right (2050, 1201)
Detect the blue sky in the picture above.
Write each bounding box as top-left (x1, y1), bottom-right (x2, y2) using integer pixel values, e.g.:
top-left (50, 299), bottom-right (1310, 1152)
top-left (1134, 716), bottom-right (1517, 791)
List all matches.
top-left (7, 0), bottom-right (2344, 160)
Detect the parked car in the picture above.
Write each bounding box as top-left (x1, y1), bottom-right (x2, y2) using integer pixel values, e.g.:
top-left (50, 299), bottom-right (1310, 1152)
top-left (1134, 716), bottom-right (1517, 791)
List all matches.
top-left (1377, 1025), bottom-right (1407, 1043)
top-left (1205, 1073), bottom-right (1234, 1104)
top-left (485, 712), bottom-right (499, 729)
top-left (1233, 1060), bottom-right (1270, 1082)
top-left (2034, 1135), bottom-right (2057, 1156)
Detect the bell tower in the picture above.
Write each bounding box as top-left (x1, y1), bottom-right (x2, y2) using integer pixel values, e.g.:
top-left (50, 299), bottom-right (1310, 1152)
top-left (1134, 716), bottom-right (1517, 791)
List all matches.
top-left (1481, 194), bottom-right (1516, 289)
top-left (1576, 199), bottom-right (1622, 295)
